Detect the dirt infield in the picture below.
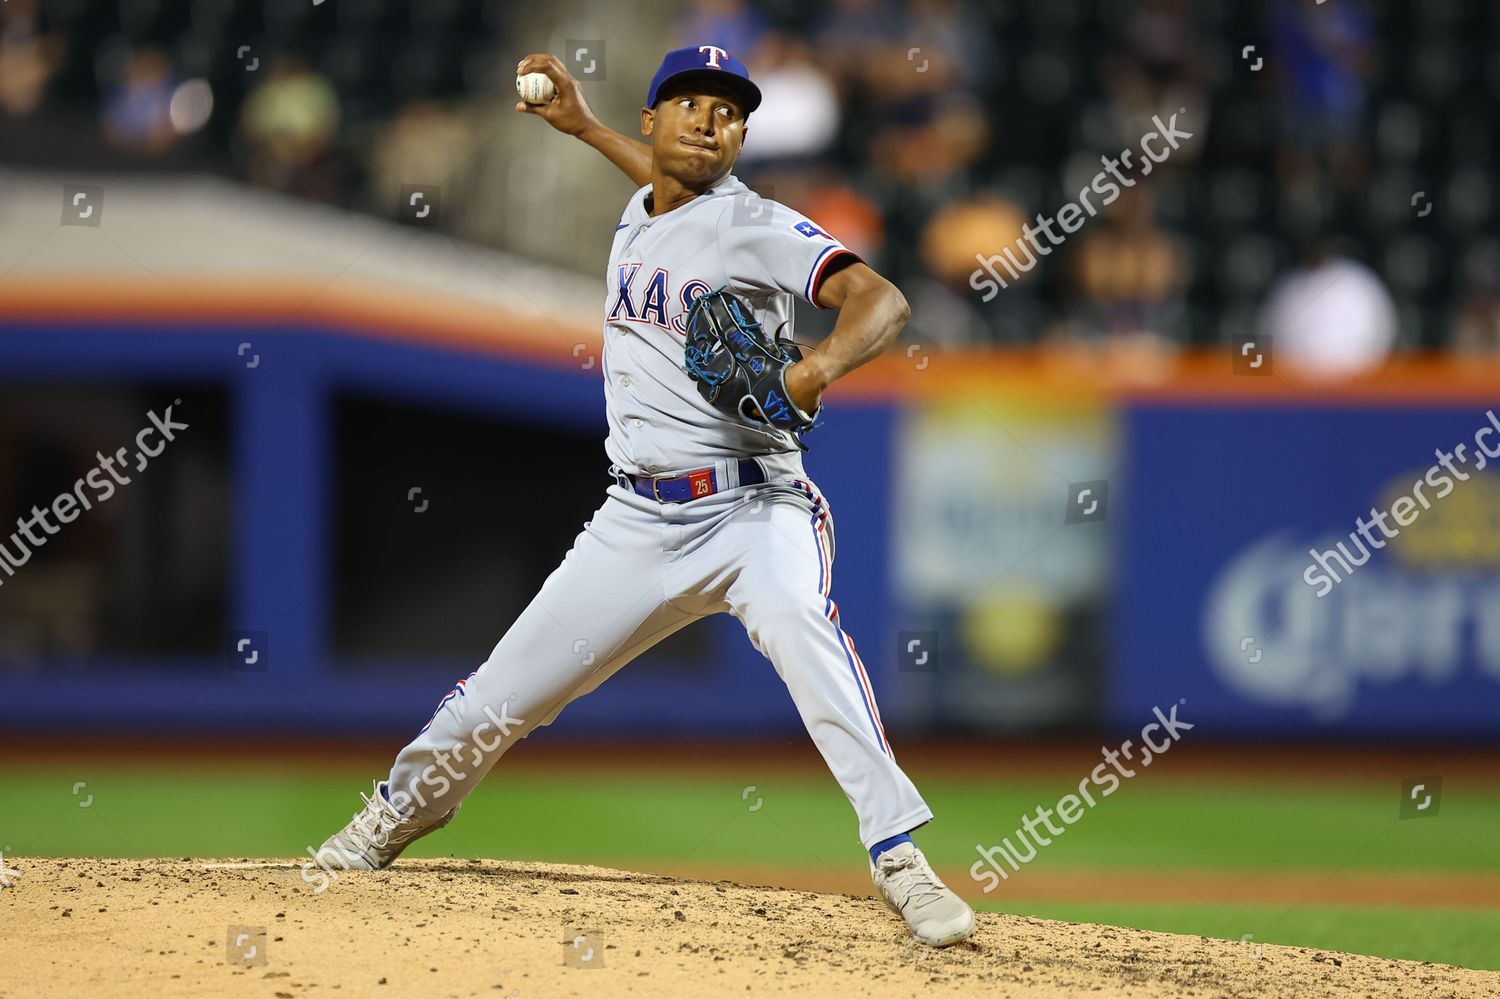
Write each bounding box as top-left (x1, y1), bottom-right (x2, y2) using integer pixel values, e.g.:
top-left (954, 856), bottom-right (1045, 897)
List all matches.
top-left (4, 858), bottom-right (1497, 999)
top-left (659, 864), bottom-right (1500, 909)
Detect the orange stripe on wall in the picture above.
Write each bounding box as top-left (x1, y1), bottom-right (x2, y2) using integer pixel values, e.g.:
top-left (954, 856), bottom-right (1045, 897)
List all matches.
top-left (832, 349), bottom-right (1500, 405)
top-left (5, 281), bottom-right (1500, 403)
top-left (0, 279), bottom-right (602, 368)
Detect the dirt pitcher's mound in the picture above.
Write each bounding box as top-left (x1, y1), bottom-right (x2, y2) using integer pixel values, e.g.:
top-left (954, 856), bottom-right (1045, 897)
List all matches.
top-left (3, 858), bottom-right (1496, 998)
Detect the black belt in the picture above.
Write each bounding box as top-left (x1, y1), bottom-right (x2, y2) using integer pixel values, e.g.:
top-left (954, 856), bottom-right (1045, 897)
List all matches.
top-left (616, 459), bottom-right (766, 503)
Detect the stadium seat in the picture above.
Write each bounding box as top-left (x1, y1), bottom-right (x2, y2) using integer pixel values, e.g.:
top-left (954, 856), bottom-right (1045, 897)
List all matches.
top-left (1023, 0), bottom-right (1080, 38)
top-left (410, 0), bottom-right (468, 33)
top-left (1217, 234), bottom-right (1281, 299)
top-left (319, 34), bottom-right (385, 97)
top-left (1206, 169), bottom-right (1271, 233)
top-left (1442, 168), bottom-right (1494, 237)
top-left (1408, 42), bottom-right (1464, 107)
top-left (1461, 238), bottom-right (1500, 287)
top-left (1375, 102), bottom-right (1433, 164)
top-left (391, 36), bottom-right (464, 100)
top-left (1382, 235), bottom-right (1443, 299)
top-left (337, 0), bottom-right (398, 31)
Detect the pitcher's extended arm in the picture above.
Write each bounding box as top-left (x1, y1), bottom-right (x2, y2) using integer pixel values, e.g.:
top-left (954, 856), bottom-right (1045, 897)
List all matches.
top-left (516, 53), bottom-right (652, 188)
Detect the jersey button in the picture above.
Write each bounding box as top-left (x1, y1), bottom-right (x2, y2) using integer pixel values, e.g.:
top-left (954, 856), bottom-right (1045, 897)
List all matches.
top-left (621, 376), bottom-right (632, 387)
top-left (632, 418), bottom-right (644, 428)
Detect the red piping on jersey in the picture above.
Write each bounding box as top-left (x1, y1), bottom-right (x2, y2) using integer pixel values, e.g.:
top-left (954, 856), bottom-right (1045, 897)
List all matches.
top-left (807, 248), bottom-right (863, 310)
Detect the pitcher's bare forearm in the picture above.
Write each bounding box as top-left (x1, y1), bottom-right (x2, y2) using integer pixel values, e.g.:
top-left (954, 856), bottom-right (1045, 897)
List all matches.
top-left (579, 122), bottom-right (654, 189)
top-left (784, 261), bottom-right (911, 413)
top-left (813, 263), bottom-right (910, 380)
top-left (817, 292), bottom-right (909, 382)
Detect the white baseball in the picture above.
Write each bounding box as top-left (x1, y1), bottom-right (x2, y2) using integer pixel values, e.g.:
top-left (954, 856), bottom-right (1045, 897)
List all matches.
top-left (516, 72), bottom-right (556, 105)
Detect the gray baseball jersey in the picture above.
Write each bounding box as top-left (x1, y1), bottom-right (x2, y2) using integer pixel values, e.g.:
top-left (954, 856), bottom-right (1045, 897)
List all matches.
top-left (376, 176), bottom-right (933, 854)
top-left (602, 173), bottom-right (859, 475)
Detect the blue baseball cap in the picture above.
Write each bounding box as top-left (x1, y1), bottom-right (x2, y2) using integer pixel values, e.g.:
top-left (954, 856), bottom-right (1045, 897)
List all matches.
top-left (646, 45), bottom-right (762, 115)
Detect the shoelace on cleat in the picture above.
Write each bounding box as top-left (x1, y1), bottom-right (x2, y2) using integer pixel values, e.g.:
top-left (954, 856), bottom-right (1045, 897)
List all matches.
top-left (349, 789), bottom-right (396, 849)
top-left (878, 852), bottom-right (947, 909)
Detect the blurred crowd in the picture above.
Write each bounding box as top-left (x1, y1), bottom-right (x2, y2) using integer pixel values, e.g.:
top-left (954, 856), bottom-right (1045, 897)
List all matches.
top-left (3, 0), bottom-right (1499, 372)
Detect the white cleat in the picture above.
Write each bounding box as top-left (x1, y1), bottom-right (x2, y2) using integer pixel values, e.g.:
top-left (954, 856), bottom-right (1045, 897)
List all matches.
top-left (315, 779), bottom-right (458, 872)
top-left (871, 842), bottom-right (976, 947)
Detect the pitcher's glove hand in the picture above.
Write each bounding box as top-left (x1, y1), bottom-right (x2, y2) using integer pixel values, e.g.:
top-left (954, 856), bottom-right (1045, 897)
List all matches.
top-left (682, 286), bottom-right (821, 449)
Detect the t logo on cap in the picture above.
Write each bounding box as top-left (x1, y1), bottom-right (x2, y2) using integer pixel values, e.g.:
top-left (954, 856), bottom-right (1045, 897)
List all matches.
top-left (646, 45), bottom-right (763, 114)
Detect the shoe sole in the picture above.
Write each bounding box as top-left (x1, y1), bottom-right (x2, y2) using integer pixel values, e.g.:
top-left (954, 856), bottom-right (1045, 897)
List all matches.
top-left (915, 912), bottom-right (976, 947)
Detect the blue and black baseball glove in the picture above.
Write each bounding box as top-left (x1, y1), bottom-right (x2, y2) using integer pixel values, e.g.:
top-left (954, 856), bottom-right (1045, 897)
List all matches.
top-left (682, 286), bottom-right (821, 449)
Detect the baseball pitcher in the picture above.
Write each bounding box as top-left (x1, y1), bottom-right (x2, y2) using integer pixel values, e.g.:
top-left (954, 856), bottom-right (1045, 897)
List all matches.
top-left (315, 44), bottom-right (974, 948)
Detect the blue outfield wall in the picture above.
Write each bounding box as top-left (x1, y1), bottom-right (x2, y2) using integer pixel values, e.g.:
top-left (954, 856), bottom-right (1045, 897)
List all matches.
top-left (0, 323), bottom-right (897, 737)
top-left (5, 322), bottom-right (1498, 738)
top-left (1113, 403), bottom-right (1500, 739)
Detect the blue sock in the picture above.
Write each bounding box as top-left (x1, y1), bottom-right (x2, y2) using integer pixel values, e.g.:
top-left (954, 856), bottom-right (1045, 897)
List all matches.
top-left (868, 832), bottom-right (913, 864)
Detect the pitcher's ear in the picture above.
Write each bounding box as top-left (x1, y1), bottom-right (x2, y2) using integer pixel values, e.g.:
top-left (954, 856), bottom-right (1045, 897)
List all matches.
top-left (641, 106), bottom-right (654, 137)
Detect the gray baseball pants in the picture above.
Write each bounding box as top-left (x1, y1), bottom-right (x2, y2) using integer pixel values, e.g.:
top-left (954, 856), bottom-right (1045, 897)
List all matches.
top-left (384, 454), bottom-right (932, 849)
